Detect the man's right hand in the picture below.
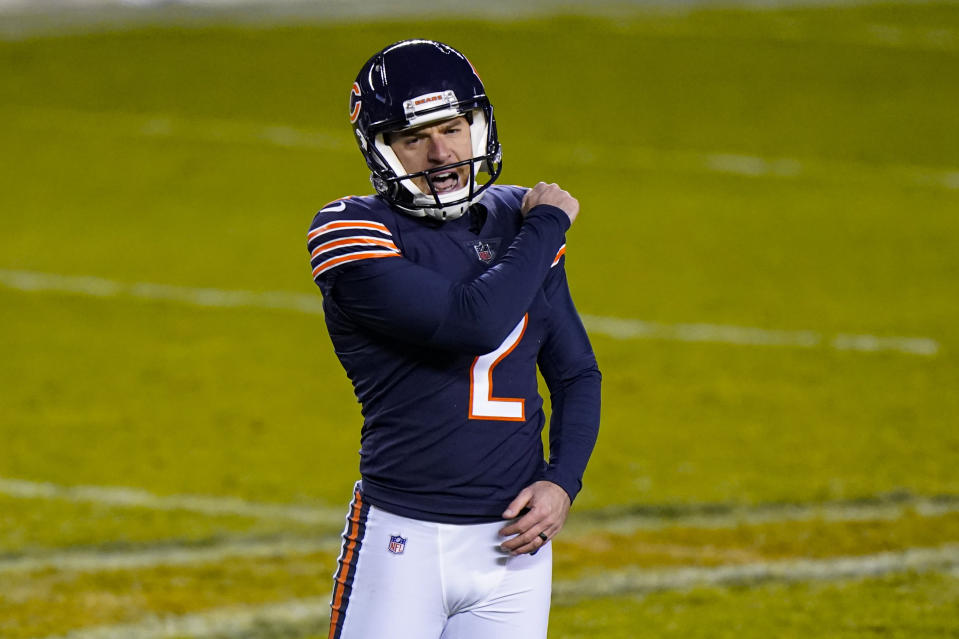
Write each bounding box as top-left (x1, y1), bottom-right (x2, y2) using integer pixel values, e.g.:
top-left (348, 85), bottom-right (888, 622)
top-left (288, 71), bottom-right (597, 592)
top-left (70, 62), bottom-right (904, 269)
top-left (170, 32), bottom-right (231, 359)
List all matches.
top-left (521, 182), bottom-right (579, 225)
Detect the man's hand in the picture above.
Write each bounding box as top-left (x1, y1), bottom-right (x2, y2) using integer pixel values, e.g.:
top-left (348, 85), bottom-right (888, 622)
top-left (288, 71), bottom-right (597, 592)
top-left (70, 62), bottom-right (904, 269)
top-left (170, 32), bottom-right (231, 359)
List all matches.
top-left (521, 182), bottom-right (579, 225)
top-left (499, 481), bottom-right (572, 556)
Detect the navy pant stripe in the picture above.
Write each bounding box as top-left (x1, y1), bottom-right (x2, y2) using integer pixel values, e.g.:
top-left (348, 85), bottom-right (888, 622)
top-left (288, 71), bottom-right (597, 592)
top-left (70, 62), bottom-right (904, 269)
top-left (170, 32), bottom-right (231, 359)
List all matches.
top-left (329, 485), bottom-right (369, 639)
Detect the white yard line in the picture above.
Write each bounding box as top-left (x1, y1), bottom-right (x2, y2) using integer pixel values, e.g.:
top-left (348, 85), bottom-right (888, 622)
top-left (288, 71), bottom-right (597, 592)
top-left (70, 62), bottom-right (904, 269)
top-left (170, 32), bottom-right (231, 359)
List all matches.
top-left (565, 495), bottom-right (959, 535)
top-left (551, 544), bottom-right (959, 603)
top-left (607, 144), bottom-right (959, 191)
top-left (0, 537), bottom-right (338, 575)
top-left (4, 0), bottom-right (959, 56)
top-left (7, 105), bottom-right (959, 191)
top-left (579, 313), bottom-right (940, 356)
top-left (128, 113), bottom-right (959, 192)
top-left (33, 597), bottom-right (332, 639)
top-left (1, 494), bottom-right (955, 576)
top-left (0, 268), bottom-right (327, 314)
top-left (3, 475), bottom-right (958, 547)
top-left (26, 545), bottom-right (959, 639)
top-left (0, 476), bottom-right (342, 526)
top-left (0, 269), bottom-right (941, 356)
top-left (5, 0), bottom-right (953, 18)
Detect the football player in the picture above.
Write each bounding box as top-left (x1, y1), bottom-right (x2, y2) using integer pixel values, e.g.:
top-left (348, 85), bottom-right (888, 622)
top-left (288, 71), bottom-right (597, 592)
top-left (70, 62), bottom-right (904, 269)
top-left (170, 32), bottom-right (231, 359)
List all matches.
top-left (307, 39), bottom-right (601, 639)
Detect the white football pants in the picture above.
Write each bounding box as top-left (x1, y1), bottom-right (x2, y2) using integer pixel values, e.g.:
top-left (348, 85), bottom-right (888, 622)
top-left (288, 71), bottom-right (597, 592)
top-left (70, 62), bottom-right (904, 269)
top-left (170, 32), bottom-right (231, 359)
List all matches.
top-left (328, 483), bottom-right (552, 639)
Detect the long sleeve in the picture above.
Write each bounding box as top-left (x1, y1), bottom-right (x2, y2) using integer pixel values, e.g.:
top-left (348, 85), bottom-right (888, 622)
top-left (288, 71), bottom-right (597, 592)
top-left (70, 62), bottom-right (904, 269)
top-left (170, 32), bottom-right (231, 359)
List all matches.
top-left (321, 204), bottom-right (570, 354)
top-left (536, 263), bottom-right (602, 502)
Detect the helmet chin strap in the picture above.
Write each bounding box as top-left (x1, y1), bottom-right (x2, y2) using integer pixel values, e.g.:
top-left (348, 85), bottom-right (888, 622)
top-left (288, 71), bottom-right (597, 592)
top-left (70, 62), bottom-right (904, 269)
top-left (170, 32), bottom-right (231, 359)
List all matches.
top-left (410, 185), bottom-right (474, 220)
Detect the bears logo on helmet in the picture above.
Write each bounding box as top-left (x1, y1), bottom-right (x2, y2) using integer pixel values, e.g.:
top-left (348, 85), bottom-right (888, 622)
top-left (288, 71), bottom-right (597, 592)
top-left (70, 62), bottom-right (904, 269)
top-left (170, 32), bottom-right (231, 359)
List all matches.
top-left (349, 82), bottom-right (362, 124)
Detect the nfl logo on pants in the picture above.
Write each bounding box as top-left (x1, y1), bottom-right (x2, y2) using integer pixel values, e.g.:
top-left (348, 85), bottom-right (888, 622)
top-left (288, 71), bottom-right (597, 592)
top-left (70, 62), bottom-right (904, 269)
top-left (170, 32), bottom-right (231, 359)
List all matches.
top-left (388, 534), bottom-right (407, 554)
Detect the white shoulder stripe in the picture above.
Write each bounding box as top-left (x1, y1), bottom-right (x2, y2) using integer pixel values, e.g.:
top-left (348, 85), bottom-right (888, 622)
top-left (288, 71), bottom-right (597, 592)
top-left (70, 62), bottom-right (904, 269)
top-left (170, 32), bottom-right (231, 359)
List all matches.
top-left (320, 201), bottom-right (346, 213)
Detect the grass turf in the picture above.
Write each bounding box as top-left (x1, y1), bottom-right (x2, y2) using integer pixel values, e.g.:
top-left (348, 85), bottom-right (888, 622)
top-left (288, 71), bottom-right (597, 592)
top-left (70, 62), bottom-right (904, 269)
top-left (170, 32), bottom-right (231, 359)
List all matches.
top-left (1, 2), bottom-right (958, 637)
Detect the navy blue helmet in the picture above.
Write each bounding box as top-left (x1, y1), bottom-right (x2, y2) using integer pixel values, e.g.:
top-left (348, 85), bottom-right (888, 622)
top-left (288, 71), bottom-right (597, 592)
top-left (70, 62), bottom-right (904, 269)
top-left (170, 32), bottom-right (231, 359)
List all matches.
top-left (349, 40), bottom-right (503, 220)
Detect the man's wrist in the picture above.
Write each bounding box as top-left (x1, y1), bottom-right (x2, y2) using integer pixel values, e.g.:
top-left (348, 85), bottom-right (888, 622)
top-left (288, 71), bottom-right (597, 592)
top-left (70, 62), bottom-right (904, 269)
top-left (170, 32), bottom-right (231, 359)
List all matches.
top-left (525, 203), bottom-right (572, 232)
top-left (542, 472), bottom-right (580, 504)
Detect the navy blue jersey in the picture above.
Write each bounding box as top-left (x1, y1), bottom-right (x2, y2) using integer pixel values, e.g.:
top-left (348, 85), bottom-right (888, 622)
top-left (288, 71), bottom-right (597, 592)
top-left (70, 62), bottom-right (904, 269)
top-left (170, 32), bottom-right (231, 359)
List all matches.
top-left (307, 185), bottom-right (601, 523)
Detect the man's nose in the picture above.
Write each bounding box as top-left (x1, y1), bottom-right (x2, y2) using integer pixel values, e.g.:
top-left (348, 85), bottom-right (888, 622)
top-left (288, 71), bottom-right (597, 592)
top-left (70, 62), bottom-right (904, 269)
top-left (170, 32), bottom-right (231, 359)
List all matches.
top-left (427, 135), bottom-right (452, 162)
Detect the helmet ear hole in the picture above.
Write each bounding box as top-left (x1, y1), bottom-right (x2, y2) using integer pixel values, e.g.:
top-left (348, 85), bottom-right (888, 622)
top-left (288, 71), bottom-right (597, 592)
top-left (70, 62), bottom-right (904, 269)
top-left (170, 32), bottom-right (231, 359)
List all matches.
top-left (370, 174), bottom-right (389, 196)
top-left (468, 109), bottom-right (492, 174)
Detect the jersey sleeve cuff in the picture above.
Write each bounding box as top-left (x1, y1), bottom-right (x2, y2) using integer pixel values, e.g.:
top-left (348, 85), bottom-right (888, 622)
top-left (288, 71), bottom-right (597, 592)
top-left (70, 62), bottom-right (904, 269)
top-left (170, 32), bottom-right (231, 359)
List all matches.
top-left (542, 469), bottom-right (582, 504)
top-left (525, 204), bottom-right (572, 232)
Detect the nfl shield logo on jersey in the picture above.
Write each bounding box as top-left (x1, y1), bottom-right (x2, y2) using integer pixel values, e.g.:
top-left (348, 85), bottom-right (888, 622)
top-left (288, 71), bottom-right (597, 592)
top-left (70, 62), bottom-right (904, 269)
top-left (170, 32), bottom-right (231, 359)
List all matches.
top-left (472, 240), bottom-right (496, 264)
top-left (388, 534), bottom-right (407, 555)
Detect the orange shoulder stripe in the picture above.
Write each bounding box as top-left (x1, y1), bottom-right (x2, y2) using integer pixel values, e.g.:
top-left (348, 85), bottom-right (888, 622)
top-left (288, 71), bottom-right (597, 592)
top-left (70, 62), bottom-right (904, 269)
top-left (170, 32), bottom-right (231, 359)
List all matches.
top-left (312, 250), bottom-right (402, 279)
top-left (311, 236), bottom-right (400, 260)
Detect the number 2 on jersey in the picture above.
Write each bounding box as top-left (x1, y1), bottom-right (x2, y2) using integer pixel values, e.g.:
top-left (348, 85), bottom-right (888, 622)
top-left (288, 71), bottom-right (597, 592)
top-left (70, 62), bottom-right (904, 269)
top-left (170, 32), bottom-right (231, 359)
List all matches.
top-left (469, 314), bottom-right (528, 422)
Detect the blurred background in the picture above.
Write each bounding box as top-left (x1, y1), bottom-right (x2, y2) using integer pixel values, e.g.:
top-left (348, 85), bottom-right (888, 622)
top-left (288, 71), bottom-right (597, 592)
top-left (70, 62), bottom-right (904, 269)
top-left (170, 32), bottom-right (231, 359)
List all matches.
top-left (1, 1), bottom-right (958, 637)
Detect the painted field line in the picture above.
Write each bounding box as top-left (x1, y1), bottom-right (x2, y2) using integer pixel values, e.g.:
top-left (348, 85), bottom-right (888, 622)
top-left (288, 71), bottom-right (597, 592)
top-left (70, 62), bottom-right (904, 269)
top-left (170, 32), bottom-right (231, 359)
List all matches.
top-left (129, 113), bottom-right (959, 192)
top-left (4, 491), bottom-right (956, 576)
top-left (4, 476), bottom-right (958, 539)
top-left (4, 0), bottom-right (959, 55)
top-left (33, 596), bottom-right (332, 639)
top-left (552, 544), bottom-right (959, 604)
top-left (133, 112), bottom-right (959, 192)
top-left (8, 105), bottom-right (959, 192)
top-left (613, 146), bottom-right (959, 191)
top-left (0, 476), bottom-right (344, 527)
top-left (616, 18), bottom-right (959, 54)
top-left (138, 112), bottom-right (350, 152)
top-left (566, 494), bottom-right (959, 535)
top-left (28, 545), bottom-right (959, 639)
top-left (0, 269), bottom-right (940, 356)
top-left (0, 537), bottom-right (338, 575)
top-left (0, 268), bottom-right (326, 314)
top-left (579, 313), bottom-right (940, 356)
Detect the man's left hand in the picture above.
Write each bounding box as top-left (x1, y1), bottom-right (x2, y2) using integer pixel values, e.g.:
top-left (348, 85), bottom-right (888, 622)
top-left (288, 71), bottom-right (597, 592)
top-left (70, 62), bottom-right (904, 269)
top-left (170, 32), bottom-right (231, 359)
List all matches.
top-left (499, 481), bottom-right (571, 555)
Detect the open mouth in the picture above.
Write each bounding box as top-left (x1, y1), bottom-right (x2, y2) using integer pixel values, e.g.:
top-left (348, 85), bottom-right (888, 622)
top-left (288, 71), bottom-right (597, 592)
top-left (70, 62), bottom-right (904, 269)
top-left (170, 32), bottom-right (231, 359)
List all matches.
top-left (428, 170), bottom-right (460, 194)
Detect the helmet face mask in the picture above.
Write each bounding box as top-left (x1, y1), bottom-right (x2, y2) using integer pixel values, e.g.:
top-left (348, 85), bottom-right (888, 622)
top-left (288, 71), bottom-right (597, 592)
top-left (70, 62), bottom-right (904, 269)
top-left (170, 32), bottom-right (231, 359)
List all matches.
top-left (350, 40), bottom-right (503, 220)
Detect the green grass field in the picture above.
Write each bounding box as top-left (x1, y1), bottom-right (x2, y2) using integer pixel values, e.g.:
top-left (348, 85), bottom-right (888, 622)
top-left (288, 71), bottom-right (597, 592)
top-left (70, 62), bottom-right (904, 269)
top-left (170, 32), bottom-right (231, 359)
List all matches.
top-left (2, 2), bottom-right (958, 637)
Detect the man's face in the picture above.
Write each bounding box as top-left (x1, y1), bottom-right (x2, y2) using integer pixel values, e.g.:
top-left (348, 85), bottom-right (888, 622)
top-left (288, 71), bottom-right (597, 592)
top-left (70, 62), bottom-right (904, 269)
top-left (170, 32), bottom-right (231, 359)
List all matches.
top-left (387, 116), bottom-right (472, 196)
